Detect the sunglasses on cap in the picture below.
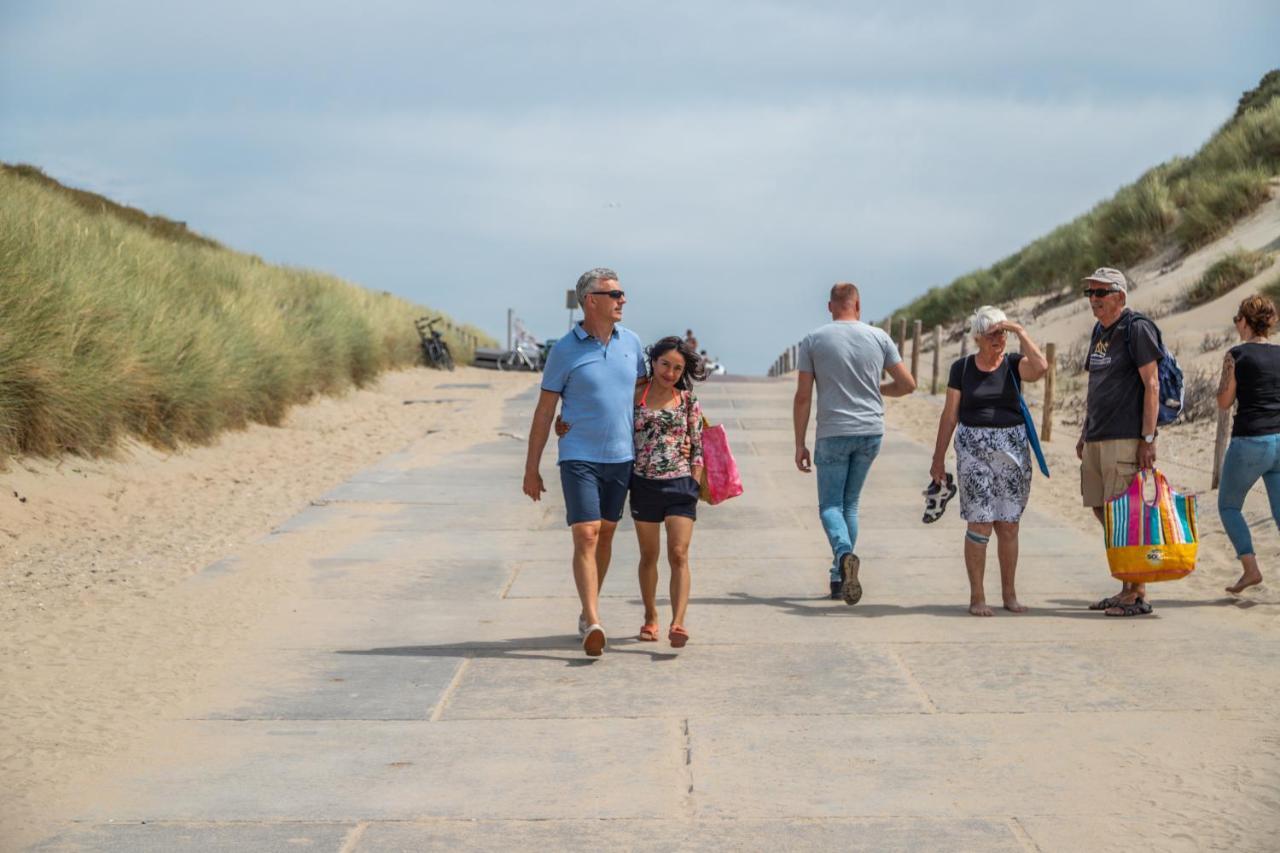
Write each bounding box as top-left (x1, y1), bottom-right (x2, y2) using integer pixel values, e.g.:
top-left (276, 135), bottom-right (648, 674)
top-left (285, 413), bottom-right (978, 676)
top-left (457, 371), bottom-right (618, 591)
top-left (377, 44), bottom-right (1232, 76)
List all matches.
top-left (1082, 288), bottom-right (1118, 298)
top-left (589, 289), bottom-right (625, 300)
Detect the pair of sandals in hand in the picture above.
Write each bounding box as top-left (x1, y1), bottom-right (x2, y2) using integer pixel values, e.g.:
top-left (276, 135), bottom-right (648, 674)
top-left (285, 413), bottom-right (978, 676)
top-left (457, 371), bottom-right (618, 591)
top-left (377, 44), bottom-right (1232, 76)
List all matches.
top-left (922, 472), bottom-right (957, 523)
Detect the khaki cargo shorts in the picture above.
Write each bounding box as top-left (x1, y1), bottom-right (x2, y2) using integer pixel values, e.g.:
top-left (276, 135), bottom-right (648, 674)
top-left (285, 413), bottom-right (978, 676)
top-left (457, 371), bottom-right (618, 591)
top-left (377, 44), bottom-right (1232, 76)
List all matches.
top-left (1080, 438), bottom-right (1141, 507)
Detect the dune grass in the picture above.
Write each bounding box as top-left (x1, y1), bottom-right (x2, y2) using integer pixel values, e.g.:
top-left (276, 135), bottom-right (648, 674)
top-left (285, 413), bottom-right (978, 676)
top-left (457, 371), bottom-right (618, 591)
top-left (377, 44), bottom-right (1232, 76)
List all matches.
top-left (1183, 250), bottom-right (1276, 307)
top-left (892, 71), bottom-right (1280, 329)
top-left (0, 165), bottom-right (492, 460)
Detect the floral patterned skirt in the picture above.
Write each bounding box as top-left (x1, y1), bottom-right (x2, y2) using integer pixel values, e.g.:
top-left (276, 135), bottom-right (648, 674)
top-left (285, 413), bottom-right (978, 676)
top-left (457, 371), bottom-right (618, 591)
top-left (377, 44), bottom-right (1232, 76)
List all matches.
top-left (954, 424), bottom-right (1032, 523)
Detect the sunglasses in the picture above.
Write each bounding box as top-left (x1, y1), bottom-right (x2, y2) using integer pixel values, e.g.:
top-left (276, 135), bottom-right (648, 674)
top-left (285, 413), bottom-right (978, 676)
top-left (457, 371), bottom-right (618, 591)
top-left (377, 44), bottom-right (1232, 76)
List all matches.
top-left (1082, 288), bottom-right (1117, 298)
top-left (589, 289), bottom-right (625, 300)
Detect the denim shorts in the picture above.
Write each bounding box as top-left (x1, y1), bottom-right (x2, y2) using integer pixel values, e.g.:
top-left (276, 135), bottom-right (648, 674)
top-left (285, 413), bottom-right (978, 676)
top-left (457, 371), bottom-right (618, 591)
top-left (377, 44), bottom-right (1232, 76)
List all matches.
top-left (629, 474), bottom-right (699, 523)
top-left (559, 460), bottom-right (633, 526)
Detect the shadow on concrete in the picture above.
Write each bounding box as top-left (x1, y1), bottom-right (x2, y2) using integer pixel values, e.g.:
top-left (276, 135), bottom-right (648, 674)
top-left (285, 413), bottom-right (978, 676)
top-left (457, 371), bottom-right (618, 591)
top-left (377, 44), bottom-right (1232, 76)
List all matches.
top-left (707, 592), bottom-right (1127, 619)
top-left (1048, 596), bottom-right (1280, 610)
top-left (338, 637), bottom-right (679, 666)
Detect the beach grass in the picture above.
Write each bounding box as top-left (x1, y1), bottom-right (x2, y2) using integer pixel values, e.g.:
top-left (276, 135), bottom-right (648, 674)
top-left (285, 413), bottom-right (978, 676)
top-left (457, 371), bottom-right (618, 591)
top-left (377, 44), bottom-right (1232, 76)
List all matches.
top-left (892, 72), bottom-right (1280, 329)
top-left (0, 164), bottom-right (492, 460)
top-left (1183, 249), bottom-right (1276, 307)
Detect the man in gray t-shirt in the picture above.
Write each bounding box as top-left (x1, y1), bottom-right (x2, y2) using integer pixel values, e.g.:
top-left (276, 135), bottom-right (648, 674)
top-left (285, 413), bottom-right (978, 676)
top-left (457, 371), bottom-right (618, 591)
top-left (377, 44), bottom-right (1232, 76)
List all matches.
top-left (794, 282), bottom-right (917, 603)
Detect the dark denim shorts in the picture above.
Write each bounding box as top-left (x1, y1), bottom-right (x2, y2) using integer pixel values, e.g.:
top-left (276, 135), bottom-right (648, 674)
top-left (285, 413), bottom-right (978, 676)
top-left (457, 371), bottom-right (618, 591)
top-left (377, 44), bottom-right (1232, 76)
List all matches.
top-left (559, 460), bottom-right (633, 526)
top-left (629, 474), bottom-right (699, 523)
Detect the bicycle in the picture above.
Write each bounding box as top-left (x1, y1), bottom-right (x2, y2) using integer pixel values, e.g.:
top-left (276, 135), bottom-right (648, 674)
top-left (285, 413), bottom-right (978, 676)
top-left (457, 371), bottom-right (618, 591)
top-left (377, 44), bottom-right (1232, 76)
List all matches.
top-left (497, 340), bottom-right (540, 372)
top-left (414, 316), bottom-right (455, 371)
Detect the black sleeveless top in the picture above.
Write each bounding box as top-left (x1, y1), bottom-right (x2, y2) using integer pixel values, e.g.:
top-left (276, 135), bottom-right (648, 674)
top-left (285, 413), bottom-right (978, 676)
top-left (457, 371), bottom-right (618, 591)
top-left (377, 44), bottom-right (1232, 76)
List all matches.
top-left (1230, 342), bottom-right (1280, 437)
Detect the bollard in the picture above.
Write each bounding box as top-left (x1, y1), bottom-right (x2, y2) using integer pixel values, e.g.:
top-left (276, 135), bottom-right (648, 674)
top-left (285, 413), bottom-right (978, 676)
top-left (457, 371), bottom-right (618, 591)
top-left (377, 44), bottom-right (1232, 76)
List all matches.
top-left (931, 324), bottom-right (942, 395)
top-left (896, 318), bottom-right (908, 357)
top-left (911, 320), bottom-right (922, 382)
top-left (1041, 342), bottom-right (1056, 442)
top-left (1212, 408), bottom-right (1232, 489)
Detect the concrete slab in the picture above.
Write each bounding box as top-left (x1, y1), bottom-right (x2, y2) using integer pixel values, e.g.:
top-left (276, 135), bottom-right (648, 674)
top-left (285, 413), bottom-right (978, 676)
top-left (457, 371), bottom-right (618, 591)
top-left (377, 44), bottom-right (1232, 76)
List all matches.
top-left (355, 817), bottom-right (1024, 851)
top-left (690, 711), bottom-right (1274, 819)
top-left (202, 651), bottom-right (459, 721)
top-left (441, 642), bottom-right (927, 720)
top-left (30, 822), bottom-right (354, 852)
top-left (78, 719), bottom-right (684, 823)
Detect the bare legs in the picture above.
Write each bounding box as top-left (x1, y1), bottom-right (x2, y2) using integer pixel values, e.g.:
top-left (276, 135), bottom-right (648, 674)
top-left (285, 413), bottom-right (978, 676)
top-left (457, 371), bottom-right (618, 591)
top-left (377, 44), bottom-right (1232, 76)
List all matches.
top-left (1090, 506), bottom-right (1147, 611)
top-left (1227, 553), bottom-right (1264, 594)
top-left (572, 519), bottom-right (617, 627)
top-left (965, 520), bottom-right (1024, 616)
top-left (635, 516), bottom-right (694, 632)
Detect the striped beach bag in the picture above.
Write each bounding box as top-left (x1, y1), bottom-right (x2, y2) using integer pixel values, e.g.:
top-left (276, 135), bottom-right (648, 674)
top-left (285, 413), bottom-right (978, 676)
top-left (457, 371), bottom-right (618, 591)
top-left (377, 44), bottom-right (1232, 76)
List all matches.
top-left (1103, 469), bottom-right (1198, 584)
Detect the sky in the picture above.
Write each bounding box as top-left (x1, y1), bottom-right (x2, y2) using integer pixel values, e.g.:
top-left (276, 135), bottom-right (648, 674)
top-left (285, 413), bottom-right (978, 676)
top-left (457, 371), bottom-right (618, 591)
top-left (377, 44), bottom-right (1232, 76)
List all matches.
top-left (2, 1), bottom-right (1277, 373)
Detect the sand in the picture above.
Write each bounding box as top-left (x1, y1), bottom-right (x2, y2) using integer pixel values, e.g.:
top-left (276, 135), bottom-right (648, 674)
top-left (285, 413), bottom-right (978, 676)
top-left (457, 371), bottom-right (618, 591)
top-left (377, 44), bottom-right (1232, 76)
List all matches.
top-left (0, 366), bottom-right (539, 847)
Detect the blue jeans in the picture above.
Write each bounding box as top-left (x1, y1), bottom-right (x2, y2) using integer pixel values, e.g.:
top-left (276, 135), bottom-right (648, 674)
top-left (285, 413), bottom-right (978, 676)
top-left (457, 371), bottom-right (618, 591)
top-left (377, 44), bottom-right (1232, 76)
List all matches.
top-left (1218, 434), bottom-right (1280, 557)
top-left (815, 434), bottom-right (883, 579)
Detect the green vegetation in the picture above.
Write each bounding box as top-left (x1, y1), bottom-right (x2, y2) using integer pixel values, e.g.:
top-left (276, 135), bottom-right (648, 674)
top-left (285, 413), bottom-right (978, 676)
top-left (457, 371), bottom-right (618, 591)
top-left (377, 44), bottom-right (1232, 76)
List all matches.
top-left (0, 164), bottom-right (492, 460)
top-left (1183, 250), bottom-right (1276, 307)
top-left (1261, 269), bottom-right (1280, 303)
top-left (892, 70), bottom-right (1280, 329)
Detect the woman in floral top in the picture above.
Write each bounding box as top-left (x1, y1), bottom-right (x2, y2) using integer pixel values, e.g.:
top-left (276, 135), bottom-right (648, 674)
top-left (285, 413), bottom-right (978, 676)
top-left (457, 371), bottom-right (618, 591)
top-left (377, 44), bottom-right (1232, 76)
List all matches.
top-left (630, 336), bottom-right (706, 647)
top-left (556, 335), bottom-right (706, 647)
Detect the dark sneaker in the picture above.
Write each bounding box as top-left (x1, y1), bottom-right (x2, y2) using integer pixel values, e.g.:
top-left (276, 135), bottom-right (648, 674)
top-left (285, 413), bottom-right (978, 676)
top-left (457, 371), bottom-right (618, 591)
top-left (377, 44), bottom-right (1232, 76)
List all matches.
top-left (830, 563), bottom-right (845, 599)
top-left (840, 553), bottom-right (862, 605)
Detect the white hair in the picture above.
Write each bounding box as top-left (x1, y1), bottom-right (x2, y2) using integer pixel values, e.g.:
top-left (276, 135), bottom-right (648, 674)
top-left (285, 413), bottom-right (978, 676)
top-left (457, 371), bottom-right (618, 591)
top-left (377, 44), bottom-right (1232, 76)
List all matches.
top-left (969, 305), bottom-right (1007, 338)
top-left (575, 267), bottom-right (619, 307)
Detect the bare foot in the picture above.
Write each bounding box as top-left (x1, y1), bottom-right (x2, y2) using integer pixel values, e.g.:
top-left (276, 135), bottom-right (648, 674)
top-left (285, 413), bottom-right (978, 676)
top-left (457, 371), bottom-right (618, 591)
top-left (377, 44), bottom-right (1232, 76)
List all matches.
top-left (1226, 569), bottom-right (1263, 595)
top-left (969, 601), bottom-right (994, 617)
top-left (1003, 598), bottom-right (1028, 613)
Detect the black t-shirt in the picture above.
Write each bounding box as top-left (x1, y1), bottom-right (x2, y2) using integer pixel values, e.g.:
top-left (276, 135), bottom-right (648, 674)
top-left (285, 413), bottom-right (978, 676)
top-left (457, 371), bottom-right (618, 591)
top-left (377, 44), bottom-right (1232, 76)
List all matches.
top-left (948, 353), bottom-right (1025, 428)
top-left (1084, 309), bottom-right (1163, 442)
top-left (1230, 342), bottom-right (1280, 437)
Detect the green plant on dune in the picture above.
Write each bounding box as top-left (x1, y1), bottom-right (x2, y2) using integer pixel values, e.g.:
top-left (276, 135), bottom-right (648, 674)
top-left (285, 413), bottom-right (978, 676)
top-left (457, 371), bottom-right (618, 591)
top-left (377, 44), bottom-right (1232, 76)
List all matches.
top-left (890, 71), bottom-right (1280, 329)
top-left (1183, 249), bottom-right (1276, 307)
top-left (0, 165), bottom-right (493, 460)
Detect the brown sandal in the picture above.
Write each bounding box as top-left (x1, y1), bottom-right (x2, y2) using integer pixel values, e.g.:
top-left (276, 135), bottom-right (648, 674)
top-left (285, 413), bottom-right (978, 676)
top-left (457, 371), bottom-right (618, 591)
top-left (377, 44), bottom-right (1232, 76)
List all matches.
top-left (668, 625), bottom-right (689, 648)
top-left (638, 623), bottom-right (659, 641)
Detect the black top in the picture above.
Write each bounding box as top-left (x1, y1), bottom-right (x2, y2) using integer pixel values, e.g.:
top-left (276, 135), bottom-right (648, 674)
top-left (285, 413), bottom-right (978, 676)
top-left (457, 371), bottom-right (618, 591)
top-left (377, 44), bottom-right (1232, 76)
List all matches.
top-left (948, 353), bottom-right (1025, 428)
top-left (1084, 310), bottom-right (1163, 442)
top-left (1230, 342), bottom-right (1280, 437)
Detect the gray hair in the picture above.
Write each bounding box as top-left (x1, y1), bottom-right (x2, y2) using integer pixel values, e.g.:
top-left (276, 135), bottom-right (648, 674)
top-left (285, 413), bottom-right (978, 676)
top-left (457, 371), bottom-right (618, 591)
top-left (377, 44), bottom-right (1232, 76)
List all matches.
top-left (575, 267), bottom-right (619, 307)
top-left (969, 305), bottom-right (1007, 339)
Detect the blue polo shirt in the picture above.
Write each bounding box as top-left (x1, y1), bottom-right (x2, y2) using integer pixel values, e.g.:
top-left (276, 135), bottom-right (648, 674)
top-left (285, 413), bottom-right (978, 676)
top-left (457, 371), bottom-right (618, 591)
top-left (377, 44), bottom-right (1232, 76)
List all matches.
top-left (541, 322), bottom-right (647, 463)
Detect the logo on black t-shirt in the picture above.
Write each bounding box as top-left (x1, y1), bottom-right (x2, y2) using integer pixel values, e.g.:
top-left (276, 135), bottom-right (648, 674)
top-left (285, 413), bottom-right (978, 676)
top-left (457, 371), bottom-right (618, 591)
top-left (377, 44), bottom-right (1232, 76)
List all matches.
top-left (1088, 337), bottom-right (1112, 369)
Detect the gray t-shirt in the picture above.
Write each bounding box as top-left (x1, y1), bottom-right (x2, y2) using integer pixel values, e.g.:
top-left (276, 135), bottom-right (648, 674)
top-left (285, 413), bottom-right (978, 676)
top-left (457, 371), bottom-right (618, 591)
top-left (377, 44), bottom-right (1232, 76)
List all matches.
top-left (797, 321), bottom-right (902, 439)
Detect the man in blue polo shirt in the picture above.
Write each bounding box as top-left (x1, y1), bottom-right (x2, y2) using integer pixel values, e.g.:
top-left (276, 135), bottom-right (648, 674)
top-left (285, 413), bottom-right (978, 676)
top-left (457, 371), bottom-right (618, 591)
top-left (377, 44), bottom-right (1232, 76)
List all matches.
top-left (523, 267), bottom-right (646, 656)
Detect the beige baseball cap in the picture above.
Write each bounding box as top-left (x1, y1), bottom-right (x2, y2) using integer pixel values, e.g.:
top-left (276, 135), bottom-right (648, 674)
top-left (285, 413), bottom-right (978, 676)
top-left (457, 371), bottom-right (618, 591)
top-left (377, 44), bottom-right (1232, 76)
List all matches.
top-left (1082, 267), bottom-right (1127, 292)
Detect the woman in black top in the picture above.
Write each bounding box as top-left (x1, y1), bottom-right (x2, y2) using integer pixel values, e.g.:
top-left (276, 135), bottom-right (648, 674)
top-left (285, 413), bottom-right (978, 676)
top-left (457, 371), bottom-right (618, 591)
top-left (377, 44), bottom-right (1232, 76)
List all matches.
top-left (1217, 294), bottom-right (1280, 595)
top-left (931, 305), bottom-right (1048, 616)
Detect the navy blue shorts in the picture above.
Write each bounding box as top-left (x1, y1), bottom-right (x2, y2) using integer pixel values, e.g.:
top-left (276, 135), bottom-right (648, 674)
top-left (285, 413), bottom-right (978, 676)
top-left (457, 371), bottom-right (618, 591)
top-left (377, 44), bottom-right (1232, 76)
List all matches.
top-left (629, 474), bottom-right (699, 523)
top-left (559, 460), bottom-right (633, 526)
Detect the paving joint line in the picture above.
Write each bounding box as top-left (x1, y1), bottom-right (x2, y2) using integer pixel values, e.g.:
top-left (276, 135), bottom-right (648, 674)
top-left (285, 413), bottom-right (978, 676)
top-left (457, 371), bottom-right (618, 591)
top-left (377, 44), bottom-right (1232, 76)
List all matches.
top-left (498, 563), bottom-right (523, 599)
top-left (680, 717), bottom-right (695, 818)
top-left (887, 648), bottom-right (940, 713)
top-left (1007, 816), bottom-right (1044, 852)
top-left (338, 821), bottom-right (369, 853)
top-left (428, 654), bottom-right (474, 722)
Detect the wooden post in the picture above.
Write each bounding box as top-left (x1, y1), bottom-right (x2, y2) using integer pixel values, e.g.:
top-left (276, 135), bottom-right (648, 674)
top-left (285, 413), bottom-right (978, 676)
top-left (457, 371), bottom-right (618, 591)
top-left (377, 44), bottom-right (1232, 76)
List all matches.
top-left (897, 318), bottom-right (908, 356)
top-left (931, 325), bottom-right (942, 394)
top-left (911, 319), bottom-right (922, 381)
top-left (960, 334), bottom-right (969, 358)
top-left (882, 316), bottom-right (893, 378)
top-left (1041, 342), bottom-right (1056, 442)
top-left (1212, 408), bottom-right (1232, 489)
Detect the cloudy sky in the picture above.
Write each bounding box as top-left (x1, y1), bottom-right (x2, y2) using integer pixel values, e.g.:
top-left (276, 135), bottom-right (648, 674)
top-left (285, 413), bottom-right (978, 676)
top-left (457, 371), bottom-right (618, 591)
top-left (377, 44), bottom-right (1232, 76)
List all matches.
top-left (3, 2), bottom-right (1277, 371)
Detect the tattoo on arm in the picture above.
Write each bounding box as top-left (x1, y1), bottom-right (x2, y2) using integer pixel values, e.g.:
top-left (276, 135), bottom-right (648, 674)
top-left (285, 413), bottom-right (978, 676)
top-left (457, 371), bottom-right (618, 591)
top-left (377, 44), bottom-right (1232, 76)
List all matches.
top-left (1217, 353), bottom-right (1233, 396)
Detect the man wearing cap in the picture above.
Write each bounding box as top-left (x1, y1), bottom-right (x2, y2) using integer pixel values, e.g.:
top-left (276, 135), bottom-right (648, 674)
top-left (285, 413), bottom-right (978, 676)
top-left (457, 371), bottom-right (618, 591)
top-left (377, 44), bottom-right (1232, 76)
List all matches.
top-left (523, 267), bottom-right (646, 656)
top-left (794, 282), bottom-right (917, 604)
top-left (1076, 267), bottom-right (1163, 617)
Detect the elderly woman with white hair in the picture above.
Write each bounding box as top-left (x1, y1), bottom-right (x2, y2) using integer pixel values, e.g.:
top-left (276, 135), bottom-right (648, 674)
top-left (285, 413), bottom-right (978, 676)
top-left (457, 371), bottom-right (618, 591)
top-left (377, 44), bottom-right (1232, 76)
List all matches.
top-left (930, 306), bottom-right (1048, 616)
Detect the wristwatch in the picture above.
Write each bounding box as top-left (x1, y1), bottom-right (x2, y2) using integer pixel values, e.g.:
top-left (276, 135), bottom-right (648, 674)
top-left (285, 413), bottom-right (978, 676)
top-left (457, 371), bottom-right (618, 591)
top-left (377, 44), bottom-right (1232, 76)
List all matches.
top-left (1142, 434), bottom-right (1156, 444)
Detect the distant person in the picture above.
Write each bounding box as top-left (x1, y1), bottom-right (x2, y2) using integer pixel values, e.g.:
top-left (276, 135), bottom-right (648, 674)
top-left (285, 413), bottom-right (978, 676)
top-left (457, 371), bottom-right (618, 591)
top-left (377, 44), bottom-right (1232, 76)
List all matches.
top-left (523, 267), bottom-right (646, 656)
top-left (685, 328), bottom-right (699, 351)
top-left (1216, 294), bottom-right (1280, 595)
top-left (559, 336), bottom-right (707, 646)
top-left (794, 282), bottom-right (916, 603)
top-left (1076, 268), bottom-right (1162, 617)
top-left (929, 306), bottom-right (1048, 616)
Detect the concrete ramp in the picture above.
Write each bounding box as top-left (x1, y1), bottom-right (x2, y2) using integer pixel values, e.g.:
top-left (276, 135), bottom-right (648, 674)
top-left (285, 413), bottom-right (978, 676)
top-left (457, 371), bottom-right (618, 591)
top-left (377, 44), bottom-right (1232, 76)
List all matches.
top-left (33, 380), bottom-right (1280, 852)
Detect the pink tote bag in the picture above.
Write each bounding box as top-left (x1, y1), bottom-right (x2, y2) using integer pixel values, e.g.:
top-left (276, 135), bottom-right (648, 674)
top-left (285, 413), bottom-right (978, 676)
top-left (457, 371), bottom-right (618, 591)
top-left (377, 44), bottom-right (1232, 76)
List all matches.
top-left (698, 416), bottom-right (744, 505)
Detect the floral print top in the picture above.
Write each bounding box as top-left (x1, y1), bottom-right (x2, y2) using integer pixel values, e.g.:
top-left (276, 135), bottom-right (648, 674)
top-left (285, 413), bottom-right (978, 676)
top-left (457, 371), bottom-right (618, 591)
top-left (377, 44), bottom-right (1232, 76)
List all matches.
top-left (633, 385), bottom-right (704, 479)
